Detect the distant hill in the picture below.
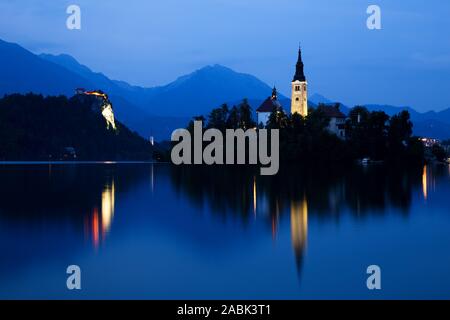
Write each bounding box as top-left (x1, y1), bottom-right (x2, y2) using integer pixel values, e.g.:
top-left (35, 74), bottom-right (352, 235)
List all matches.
top-left (309, 93), bottom-right (333, 105)
top-left (39, 53), bottom-right (280, 137)
top-left (144, 64), bottom-right (279, 117)
top-left (41, 53), bottom-right (281, 116)
top-left (6, 45), bottom-right (188, 140)
top-left (0, 39), bottom-right (94, 97)
top-left (412, 119), bottom-right (450, 140)
top-left (39, 53), bottom-right (155, 112)
top-left (359, 105), bottom-right (450, 139)
top-left (2, 38), bottom-right (449, 140)
top-left (0, 93), bottom-right (154, 161)
top-left (39, 54), bottom-right (280, 114)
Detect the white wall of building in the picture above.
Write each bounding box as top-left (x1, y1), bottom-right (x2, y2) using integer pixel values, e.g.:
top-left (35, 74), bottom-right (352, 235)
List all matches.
top-left (327, 117), bottom-right (346, 138)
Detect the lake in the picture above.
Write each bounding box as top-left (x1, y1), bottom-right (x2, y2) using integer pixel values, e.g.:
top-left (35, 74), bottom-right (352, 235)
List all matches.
top-left (0, 163), bottom-right (449, 299)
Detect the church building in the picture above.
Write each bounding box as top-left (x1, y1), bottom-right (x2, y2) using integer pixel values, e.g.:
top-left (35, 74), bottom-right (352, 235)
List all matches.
top-left (256, 46), bottom-right (347, 138)
top-left (256, 46), bottom-right (308, 126)
top-left (256, 87), bottom-right (282, 126)
top-left (290, 47), bottom-right (308, 117)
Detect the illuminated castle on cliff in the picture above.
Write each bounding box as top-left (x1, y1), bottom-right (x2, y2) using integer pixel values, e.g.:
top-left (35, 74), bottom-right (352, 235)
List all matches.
top-left (75, 88), bottom-right (117, 130)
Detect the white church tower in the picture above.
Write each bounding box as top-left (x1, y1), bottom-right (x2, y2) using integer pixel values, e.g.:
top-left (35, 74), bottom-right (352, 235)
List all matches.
top-left (291, 46), bottom-right (308, 117)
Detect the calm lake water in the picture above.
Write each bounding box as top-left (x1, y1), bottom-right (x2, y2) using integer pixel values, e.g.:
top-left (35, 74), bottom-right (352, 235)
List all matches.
top-left (0, 163), bottom-right (449, 299)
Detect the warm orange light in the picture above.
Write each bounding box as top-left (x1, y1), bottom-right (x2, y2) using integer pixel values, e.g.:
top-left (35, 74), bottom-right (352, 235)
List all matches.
top-left (422, 165), bottom-right (428, 200)
top-left (291, 198), bottom-right (308, 254)
top-left (101, 181), bottom-right (115, 237)
top-left (92, 208), bottom-right (100, 249)
top-left (84, 91), bottom-right (108, 99)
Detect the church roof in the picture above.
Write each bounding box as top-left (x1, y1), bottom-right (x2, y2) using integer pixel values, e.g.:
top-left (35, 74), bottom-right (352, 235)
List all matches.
top-left (256, 97), bottom-right (282, 113)
top-left (257, 87), bottom-right (283, 113)
top-left (293, 47), bottom-right (306, 82)
top-left (317, 104), bottom-right (346, 118)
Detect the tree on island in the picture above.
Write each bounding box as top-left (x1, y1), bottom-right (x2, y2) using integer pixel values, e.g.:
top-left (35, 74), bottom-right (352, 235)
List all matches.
top-left (225, 105), bottom-right (240, 130)
top-left (181, 100), bottom-right (425, 166)
top-left (346, 107), bottom-right (423, 164)
top-left (207, 103), bottom-right (228, 131)
top-left (238, 99), bottom-right (256, 129)
top-left (266, 106), bottom-right (289, 129)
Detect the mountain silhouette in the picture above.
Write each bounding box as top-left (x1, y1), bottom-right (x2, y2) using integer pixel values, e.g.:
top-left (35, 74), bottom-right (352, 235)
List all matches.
top-left (145, 64), bottom-right (280, 116)
top-left (1, 38), bottom-right (449, 140)
top-left (0, 39), bottom-right (94, 97)
top-left (41, 53), bottom-right (280, 117)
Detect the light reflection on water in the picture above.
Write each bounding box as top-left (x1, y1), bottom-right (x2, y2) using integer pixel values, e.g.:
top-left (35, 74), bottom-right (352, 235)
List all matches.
top-left (0, 163), bottom-right (449, 299)
top-left (290, 198), bottom-right (308, 275)
top-left (84, 180), bottom-right (115, 249)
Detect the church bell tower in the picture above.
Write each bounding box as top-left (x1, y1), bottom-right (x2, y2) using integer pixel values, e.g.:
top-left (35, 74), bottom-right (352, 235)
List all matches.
top-left (291, 46), bottom-right (308, 117)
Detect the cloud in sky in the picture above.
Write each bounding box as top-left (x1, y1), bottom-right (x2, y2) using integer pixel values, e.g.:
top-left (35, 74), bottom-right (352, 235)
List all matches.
top-left (0, 0), bottom-right (449, 111)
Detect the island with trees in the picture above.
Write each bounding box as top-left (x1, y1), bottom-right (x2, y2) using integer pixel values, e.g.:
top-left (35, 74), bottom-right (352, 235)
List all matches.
top-left (181, 99), bottom-right (449, 166)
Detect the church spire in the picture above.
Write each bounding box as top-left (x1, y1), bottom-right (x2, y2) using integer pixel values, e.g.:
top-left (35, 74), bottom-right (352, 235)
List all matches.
top-left (291, 44), bottom-right (308, 117)
top-left (271, 86), bottom-right (277, 100)
top-left (293, 45), bottom-right (306, 82)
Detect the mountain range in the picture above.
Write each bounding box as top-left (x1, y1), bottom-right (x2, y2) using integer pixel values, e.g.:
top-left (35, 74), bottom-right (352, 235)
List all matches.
top-left (1, 38), bottom-right (449, 140)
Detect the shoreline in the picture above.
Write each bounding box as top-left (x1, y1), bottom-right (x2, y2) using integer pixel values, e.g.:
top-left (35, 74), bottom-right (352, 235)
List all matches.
top-left (0, 161), bottom-right (166, 165)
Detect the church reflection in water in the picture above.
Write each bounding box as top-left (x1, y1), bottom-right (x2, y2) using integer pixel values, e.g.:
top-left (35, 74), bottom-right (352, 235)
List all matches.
top-left (0, 163), bottom-right (436, 283)
top-left (290, 198), bottom-right (308, 275)
top-left (169, 164), bottom-right (428, 279)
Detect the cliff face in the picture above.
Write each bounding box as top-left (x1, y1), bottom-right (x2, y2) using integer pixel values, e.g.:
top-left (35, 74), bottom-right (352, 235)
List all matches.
top-left (72, 92), bottom-right (116, 130)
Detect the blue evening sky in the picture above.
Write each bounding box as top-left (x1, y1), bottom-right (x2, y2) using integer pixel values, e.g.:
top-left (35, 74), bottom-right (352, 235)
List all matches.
top-left (0, 0), bottom-right (449, 111)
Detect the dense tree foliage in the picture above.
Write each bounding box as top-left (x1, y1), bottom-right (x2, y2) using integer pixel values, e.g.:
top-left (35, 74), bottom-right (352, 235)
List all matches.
top-left (188, 101), bottom-right (425, 166)
top-left (346, 107), bottom-right (423, 164)
top-left (0, 93), bottom-right (153, 160)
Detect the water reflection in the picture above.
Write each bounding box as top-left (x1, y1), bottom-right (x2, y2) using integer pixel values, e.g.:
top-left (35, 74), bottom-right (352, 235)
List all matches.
top-left (0, 163), bottom-right (449, 298)
top-left (0, 164), bottom-right (137, 249)
top-left (84, 180), bottom-right (115, 248)
top-left (101, 181), bottom-right (115, 237)
top-left (169, 164), bottom-right (425, 221)
top-left (169, 164), bottom-right (430, 279)
top-left (151, 164), bottom-right (155, 194)
top-left (290, 198), bottom-right (308, 275)
top-left (423, 165), bottom-right (428, 200)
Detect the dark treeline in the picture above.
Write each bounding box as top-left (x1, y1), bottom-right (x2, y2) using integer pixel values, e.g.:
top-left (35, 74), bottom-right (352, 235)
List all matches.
top-left (187, 100), bottom-right (425, 165)
top-left (0, 93), bottom-right (153, 161)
